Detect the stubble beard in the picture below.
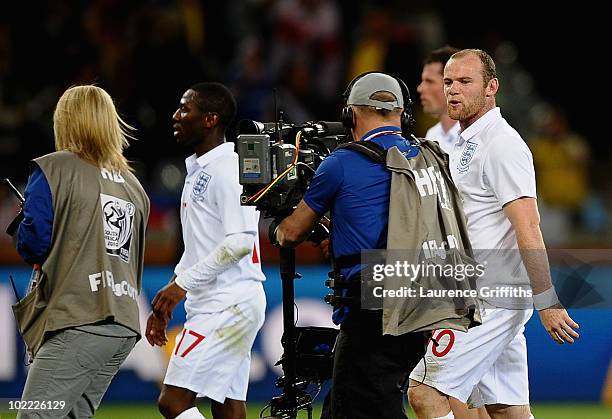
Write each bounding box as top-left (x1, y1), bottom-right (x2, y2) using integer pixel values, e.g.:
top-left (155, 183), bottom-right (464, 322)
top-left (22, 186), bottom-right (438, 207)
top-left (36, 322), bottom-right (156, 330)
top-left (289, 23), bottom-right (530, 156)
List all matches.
top-left (448, 94), bottom-right (486, 123)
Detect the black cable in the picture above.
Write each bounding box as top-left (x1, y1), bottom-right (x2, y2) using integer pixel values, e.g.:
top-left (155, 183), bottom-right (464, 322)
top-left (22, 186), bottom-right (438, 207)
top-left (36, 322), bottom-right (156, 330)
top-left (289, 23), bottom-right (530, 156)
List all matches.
top-left (259, 403), bottom-right (271, 418)
top-left (295, 162), bottom-right (316, 173)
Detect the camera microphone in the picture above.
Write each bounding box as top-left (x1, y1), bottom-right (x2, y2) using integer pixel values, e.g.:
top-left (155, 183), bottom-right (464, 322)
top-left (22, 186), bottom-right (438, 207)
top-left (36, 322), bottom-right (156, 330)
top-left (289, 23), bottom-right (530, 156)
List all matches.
top-left (301, 121), bottom-right (345, 138)
top-left (316, 121), bottom-right (345, 136)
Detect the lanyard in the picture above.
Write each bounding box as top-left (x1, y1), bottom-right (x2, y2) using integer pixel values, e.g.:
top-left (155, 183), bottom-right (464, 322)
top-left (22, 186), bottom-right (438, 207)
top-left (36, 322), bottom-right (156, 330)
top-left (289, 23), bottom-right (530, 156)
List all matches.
top-left (362, 130), bottom-right (403, 142)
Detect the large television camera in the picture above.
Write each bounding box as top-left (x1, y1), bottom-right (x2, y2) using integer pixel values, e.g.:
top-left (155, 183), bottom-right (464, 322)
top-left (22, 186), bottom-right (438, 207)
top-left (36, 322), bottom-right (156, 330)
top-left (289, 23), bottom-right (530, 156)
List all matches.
top-left (236, 118), bottom-right (347, 219)
top-left (237, 118), bottom-right (346, 418)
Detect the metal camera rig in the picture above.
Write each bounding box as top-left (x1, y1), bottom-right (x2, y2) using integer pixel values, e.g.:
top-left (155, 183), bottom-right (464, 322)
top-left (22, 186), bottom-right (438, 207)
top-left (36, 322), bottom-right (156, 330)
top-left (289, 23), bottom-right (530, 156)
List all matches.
top-left (236, 116), bottom-right (345, 418)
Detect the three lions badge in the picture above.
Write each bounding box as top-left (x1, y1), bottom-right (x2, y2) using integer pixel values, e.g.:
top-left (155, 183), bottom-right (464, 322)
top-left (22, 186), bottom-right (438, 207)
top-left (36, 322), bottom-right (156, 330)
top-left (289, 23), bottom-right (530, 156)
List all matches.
top-left (457, 140), bottom-right (478, 173)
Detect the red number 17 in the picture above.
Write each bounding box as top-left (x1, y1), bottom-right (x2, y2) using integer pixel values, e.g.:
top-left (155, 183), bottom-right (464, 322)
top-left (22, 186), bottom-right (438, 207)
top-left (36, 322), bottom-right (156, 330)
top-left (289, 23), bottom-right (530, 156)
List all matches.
top-left (174, 328), bottom-right (205, 358)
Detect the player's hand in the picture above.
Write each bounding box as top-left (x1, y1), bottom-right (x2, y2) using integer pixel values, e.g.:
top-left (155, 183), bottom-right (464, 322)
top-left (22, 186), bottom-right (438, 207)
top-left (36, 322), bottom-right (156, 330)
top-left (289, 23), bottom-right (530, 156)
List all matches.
top-left (538, 304), bottom-right (579, 344)
top-left (145, 312), bottom-right (168, 347)
top-left (152, 281), bottom-right (186, 322)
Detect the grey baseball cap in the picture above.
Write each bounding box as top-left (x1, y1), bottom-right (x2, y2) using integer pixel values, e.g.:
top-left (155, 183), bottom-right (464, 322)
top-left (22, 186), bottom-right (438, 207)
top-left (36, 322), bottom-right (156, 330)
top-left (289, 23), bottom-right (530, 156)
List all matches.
top-left (346, 73), bottom-right (403, 110)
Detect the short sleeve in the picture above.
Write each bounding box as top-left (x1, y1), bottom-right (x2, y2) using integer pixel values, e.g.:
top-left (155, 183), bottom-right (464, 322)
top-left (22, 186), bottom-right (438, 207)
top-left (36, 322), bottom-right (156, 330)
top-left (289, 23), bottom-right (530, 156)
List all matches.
top-left (484, 137), bottom-right (537, 206)
top-left (211, 158), bottom-right (259, 235)
top-left (303, 153), bottom-right (344, 215)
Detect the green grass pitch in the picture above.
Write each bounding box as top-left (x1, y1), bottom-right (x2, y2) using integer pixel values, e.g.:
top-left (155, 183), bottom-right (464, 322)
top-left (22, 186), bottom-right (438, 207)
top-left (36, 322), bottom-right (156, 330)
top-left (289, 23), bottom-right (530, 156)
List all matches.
top-left (3, 402), bottom-right (610, 418)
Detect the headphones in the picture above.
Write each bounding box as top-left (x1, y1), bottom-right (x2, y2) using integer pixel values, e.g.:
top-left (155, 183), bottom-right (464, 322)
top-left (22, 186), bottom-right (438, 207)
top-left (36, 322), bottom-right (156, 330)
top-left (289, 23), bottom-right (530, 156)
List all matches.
top-left (341, 71), bottom-right (415, 137)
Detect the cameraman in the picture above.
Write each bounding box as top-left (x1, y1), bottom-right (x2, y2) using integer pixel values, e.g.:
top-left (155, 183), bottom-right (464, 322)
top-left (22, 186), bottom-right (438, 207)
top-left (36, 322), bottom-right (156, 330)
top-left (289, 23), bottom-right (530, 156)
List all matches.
top-left (276, 73), bottom-right (425, 419)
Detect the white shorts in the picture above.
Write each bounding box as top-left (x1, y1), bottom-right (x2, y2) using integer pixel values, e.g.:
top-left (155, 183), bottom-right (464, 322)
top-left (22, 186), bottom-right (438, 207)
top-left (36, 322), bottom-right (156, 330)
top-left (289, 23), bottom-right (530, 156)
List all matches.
top-left (409, 307), bottom-right (533, 407)
top-left (163, 287), bottom-right (266, 403)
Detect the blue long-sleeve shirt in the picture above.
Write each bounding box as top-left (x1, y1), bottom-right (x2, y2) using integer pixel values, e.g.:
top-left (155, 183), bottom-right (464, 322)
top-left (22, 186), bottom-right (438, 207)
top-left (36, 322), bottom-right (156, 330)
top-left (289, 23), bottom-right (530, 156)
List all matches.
top-left (17, 164), bottom-right (54, 264)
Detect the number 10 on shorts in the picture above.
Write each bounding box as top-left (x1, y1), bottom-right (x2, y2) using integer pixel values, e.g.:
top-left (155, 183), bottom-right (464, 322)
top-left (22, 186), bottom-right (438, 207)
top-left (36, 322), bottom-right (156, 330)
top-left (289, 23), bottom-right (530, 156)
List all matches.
top-left (174, 328), bottom-right (205, 358)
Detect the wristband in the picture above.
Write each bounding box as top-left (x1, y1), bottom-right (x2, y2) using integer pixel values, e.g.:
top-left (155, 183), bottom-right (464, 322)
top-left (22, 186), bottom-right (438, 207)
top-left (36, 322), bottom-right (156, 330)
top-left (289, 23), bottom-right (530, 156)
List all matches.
top-left (533, 286), bottom-right (560, 310)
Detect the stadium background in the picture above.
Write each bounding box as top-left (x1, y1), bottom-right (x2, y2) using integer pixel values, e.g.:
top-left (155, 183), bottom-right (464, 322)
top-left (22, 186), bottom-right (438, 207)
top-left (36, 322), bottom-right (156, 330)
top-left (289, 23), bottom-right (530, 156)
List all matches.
top-left (0, 0), bottom-right (611, 417)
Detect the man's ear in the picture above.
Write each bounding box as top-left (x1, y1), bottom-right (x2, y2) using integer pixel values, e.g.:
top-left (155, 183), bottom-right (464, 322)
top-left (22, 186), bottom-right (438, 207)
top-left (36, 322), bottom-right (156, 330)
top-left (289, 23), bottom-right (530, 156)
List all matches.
top-left (486, 78), bottom-right (499, 98)
top-left (202, 112), bottom-right (220, 128)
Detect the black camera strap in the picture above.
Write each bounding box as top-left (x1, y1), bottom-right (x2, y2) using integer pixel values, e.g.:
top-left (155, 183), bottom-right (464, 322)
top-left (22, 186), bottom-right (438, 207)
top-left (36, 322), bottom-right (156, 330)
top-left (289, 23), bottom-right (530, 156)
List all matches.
top-left (335, 140), bottom-right (387, 164)
top-left (326, 218), bottom-right (363, 308)
top-left (326, 209), bottom-right (357, 308)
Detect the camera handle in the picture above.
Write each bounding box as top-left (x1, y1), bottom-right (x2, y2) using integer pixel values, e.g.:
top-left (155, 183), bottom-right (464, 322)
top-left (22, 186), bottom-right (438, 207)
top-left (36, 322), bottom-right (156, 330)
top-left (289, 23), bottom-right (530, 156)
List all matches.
top-left (265, 247), bottom-right (313, 419)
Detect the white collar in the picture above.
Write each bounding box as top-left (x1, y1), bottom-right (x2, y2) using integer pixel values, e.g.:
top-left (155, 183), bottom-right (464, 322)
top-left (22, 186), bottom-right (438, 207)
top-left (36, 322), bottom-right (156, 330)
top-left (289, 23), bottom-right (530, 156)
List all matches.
top-left (185, 142), bottom-right (234, 173)
top-left (458, 107), bottom-right (501, 145)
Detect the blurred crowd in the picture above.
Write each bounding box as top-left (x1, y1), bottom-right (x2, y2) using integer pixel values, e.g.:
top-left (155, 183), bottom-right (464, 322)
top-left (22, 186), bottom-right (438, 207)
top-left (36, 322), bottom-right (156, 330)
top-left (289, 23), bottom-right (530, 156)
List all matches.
top-left (0, 0), bottom-right (609, 264)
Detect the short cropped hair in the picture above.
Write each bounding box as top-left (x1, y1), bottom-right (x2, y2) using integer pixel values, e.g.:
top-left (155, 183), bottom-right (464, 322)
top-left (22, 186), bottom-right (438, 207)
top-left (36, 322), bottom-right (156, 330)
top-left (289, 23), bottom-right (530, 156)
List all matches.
top-left (189, 82), bottom-right (237, 129)
top-left (53, 85), bottom-right (134, 172)
top-left (452, 49), bottom-right (497, 85)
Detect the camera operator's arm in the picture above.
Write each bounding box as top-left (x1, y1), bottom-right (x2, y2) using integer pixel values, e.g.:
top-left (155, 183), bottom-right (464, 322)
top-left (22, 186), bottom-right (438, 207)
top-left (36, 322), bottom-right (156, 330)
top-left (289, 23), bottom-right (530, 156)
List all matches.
top-left (16, 164), bottom-right (53, 265)
top-left (277, 200), bottom-right (321, 248)
top-left (277, 152), bottom-right (342, 248)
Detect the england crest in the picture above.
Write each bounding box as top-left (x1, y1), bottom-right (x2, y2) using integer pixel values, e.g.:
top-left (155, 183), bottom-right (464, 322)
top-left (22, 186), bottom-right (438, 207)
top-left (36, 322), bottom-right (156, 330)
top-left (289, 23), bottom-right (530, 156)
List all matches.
top-left (457, 140), bottom-right (478, 173)
top-left (191, 171), bottom-right (211, 202)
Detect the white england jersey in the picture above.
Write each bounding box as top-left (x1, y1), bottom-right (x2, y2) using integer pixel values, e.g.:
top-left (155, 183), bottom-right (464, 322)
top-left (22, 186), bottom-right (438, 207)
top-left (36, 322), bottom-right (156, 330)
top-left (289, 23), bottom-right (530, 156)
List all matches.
top-left (449, 108), bottom-right (536, 298)
top-left (425, 120), bottom-right (461, 154)
top-left (410, 107), bottom-right (536, 406)
top-left (175, 142), bottom-right (265, 316)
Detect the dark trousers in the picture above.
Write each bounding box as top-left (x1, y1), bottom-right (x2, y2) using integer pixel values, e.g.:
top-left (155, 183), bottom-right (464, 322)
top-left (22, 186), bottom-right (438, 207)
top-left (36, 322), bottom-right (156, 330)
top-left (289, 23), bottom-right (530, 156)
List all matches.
top-left (320, 310), bottom-right (426, 419)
